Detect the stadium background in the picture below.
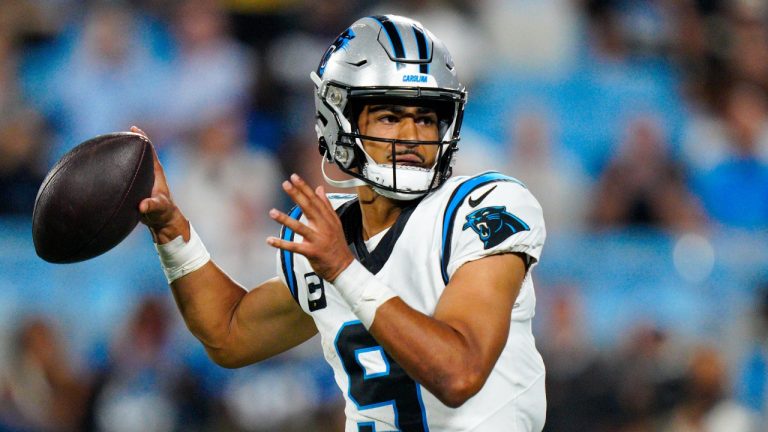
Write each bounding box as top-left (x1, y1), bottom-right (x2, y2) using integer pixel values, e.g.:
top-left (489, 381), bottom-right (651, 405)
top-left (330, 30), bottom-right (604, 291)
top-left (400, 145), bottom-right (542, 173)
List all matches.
top-left (1, 0), bottom-right (768, 430)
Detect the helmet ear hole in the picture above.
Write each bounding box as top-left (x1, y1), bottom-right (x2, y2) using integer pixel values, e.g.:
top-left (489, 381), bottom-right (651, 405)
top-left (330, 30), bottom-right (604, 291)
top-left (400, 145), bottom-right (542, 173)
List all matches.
top-left (333, 135), bottom-right (358, 168)
top-left (334, 146), bottom-right (352, 166)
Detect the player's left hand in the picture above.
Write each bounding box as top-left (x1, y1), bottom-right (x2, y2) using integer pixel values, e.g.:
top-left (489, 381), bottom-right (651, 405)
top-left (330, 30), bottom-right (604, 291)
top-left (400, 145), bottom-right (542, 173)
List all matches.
top-left (267, 174), bottom-right (354, 281)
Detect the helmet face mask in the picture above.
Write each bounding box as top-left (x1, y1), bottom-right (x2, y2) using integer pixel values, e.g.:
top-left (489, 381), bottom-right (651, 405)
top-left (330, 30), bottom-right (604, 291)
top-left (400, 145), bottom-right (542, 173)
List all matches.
top-left (312, 15), bottom-right (467, 201)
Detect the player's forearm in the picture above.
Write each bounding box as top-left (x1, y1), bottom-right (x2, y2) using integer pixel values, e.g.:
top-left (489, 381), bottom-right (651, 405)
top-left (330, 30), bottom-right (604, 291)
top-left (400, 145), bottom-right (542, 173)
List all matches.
top-left (149, 214), bottom-right (243, 351)
top-left (369, 299), bottom-right (498, 408)
top-left (169, 261), bottom-right (247, 352)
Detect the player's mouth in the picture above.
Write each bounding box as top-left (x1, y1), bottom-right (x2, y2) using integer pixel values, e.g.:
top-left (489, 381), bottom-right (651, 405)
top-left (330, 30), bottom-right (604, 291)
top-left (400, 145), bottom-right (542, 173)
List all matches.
top-left (391, 151), bottom-right (425, 167)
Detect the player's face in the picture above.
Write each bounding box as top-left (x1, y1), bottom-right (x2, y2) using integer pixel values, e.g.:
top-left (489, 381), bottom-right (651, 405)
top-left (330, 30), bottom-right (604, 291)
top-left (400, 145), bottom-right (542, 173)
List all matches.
top-left (357, 104), bottom-right (440, 168)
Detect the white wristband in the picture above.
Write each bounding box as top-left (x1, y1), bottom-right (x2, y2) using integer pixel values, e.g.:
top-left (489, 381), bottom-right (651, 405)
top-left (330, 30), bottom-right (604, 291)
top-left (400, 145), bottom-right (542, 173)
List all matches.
top-left (155, 224), bottom-right (211, 284)
top-left (332, 260), bottom-right (397, 329)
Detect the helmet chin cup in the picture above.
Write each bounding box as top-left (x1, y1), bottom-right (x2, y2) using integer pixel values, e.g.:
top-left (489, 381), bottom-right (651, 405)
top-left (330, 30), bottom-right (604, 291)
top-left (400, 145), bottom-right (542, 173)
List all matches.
top-left (364, 163), bottom-right (434, 201)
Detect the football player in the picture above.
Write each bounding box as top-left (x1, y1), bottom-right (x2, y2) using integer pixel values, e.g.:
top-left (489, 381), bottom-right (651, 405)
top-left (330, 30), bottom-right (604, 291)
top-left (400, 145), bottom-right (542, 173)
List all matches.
top-left (137, 15), bottom-right (546, 431)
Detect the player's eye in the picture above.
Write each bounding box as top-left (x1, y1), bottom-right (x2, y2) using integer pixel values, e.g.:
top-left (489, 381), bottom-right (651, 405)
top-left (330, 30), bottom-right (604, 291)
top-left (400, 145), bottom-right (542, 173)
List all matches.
top-left (378, 114), bottom-right (399, 123)
top-left (416, 115), bottom-right (437, 126)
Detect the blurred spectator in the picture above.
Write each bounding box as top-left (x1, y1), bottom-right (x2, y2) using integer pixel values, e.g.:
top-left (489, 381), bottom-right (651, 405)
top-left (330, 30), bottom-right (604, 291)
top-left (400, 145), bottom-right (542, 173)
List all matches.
top-left (220, 358), bottom-right (343, 432)
top-left (157, 0), bottom-right (256, 146)
top-left (538, 287), bottom-right (611, 432)
top-left (0, 107), bottom-right (49, 216)
top-left (166, 108), bottom-right (282, 288)
top-left (0, 0), bottom-right (76, 43)
top-left (0, 24), bottom-right (22, 114)
top-left (590, 115), bottom-right (703, 232)
top-left (682, 82), bottom-right (768, 173)
top-left (692, 83), bottom-right (768, 230)
top-left (86, 296), bottom-right (208, 432)
top-left (736, 284), bottom-right (768, 421)
top-left (23, 2), bottom-right (169, 161)
top-left (612, 324), bottom-right (686, 431)
top-left (0, 317), bottom-right (89, 431)
top-left (504, 108), bottom-right (591, 234)
top-left (264, 0), bottom-right (360, 93)
top-left (259, 0), bottom-right (364, 183)
top-left (727, 1), bottom-right (768, 92)
top-left (661, 346), bottom-right (759, 432)
top-left (263, 0), bottom-right (362, 153)
top-left (480, 0), bottom-right (579, 76)
top-left (0, 20), bottom-right (49, 216)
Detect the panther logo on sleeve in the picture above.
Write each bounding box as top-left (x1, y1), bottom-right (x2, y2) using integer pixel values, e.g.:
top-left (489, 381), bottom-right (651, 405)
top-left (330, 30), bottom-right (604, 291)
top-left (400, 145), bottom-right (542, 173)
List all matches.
top-left (462, 206), bottom-right (530, 249)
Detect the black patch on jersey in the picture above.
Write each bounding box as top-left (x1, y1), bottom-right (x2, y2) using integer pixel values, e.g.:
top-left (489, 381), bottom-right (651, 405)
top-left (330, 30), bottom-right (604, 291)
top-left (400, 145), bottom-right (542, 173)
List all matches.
top-left (462, 205), bottom-right (530, 249)
top-left (304, 272), bottom-right (327, 311)
top-left (336, 198), bottom-right (420, 274)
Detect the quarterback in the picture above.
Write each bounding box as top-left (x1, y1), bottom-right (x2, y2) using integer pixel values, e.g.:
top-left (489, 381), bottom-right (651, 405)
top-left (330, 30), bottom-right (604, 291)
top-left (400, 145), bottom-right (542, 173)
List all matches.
top-left (137, 15), bottom-right (546, 431)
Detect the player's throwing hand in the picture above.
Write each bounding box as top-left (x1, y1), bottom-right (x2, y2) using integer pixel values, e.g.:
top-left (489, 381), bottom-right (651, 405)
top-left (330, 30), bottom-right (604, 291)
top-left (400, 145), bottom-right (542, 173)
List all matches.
top-left (131, 126), bottom-right (189, 244)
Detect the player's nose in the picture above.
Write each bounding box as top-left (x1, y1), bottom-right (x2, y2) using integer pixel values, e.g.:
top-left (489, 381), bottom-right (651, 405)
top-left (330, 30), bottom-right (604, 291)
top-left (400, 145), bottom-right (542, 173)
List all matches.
top-left (397, 118), bottom-right (419, 144)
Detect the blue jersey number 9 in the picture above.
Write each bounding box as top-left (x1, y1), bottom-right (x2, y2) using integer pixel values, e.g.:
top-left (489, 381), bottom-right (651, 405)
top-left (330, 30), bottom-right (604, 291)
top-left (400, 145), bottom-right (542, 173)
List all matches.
top-left (334, 321), bottom-right (429, 431)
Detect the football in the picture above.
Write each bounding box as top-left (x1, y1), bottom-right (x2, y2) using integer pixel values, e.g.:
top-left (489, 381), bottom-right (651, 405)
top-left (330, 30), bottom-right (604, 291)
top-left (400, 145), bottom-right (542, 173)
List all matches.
top-left (32, 132), bottom-right (155, 263)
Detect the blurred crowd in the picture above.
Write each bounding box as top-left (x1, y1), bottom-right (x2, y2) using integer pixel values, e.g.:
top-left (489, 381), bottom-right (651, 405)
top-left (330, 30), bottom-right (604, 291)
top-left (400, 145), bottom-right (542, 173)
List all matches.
top-left (1, 0), bottom-right (768, 431)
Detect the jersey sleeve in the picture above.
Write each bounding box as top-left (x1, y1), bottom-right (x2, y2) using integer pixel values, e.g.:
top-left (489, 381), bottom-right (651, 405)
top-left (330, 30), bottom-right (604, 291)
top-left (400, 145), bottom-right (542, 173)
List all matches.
top-left (445, 180), bottom-right (546, 280)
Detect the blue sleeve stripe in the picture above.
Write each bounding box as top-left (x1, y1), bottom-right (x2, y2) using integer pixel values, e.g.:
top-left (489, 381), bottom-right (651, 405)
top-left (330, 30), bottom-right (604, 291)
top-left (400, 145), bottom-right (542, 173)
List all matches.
top-left (440, 172), bottom-right (523, 284)
top-left (280, 206), bottom-right (304, 303)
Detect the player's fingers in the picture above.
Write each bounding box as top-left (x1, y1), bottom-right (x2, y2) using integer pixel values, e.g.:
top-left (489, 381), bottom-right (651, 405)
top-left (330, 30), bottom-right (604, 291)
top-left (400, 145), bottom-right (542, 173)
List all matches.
top-left (139, 197), bottom-right (153, 214)
top-left (316, 186), bottom-right (335, 212)
top-left (131, 126), bottom-right (169, 186)
top-left (315, 186), bottom-right (345, 232)
top-left (282, 178), bottom-right (321, 221)
top-left (269, 208), bottom-right (313, 238)
top-left (130, 125), bottom-right (148, 137)
top-left (139, 198), bottom-right (165, 225)
top-left (140, 195), bottom-right (172, 217)
top-left (290, 174), bottom-right (335, 223)
top-left (290, 173), bottom-right (317, 197)
top-left (265, 236), bottom-right (306, 254)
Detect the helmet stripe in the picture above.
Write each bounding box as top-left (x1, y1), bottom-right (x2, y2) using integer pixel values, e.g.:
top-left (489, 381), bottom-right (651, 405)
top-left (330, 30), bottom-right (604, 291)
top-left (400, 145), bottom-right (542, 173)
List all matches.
top-left (412, 25), bottom-right (429, 74)
top-left (372, 15), bottom-right (406, 61)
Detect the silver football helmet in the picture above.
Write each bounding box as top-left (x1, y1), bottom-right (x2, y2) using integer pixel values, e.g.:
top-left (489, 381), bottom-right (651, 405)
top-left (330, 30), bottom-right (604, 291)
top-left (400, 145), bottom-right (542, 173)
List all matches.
top-left (311, 15), bottom-right (467, 200)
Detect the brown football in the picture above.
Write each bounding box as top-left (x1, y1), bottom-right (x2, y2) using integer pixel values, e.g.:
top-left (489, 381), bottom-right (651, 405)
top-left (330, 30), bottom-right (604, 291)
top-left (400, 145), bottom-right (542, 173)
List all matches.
top-left (32, 132), bottom-right (154, 263)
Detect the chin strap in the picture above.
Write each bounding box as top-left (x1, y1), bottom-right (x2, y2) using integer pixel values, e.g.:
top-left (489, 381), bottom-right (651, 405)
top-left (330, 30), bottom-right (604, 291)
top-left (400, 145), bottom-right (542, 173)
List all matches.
top-left (320, 156), bottom-right (367, 189)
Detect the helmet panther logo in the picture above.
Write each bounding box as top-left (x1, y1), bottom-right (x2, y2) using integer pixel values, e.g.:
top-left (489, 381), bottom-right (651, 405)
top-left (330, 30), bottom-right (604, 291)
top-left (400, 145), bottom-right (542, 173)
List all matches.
top-left (317, 28), bottom-right (356, 77)
top-left (462, 206), bottom-right (529, 249)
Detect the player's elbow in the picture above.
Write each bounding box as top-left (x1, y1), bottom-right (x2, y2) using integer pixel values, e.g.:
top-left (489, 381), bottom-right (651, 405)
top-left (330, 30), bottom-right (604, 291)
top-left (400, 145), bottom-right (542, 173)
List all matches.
top-left (433, 371), bottom-right (485, 408)
top-left (204, 345), bottom-right (251, 369)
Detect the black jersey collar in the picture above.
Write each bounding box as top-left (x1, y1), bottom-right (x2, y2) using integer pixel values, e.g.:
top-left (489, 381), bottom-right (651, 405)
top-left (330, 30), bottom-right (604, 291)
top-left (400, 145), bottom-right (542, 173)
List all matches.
top-left (336, 198), bottom-right (419, 274)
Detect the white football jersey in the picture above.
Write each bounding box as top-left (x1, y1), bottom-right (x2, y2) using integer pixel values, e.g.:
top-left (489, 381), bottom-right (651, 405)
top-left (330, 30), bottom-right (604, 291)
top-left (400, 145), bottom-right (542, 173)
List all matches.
top-left (275, 172), bottom-right (547, 431)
